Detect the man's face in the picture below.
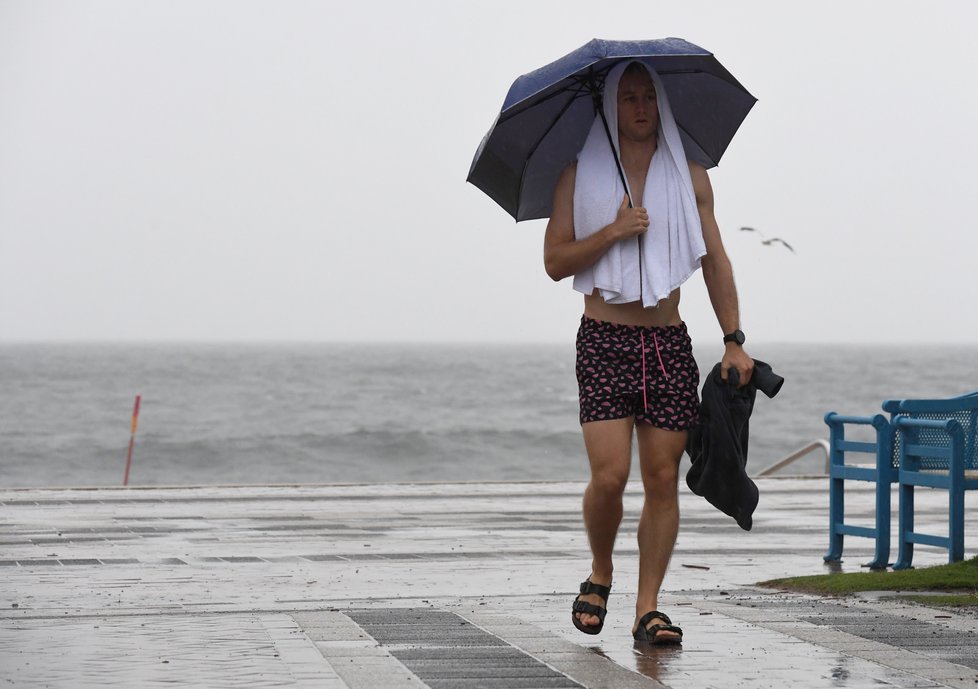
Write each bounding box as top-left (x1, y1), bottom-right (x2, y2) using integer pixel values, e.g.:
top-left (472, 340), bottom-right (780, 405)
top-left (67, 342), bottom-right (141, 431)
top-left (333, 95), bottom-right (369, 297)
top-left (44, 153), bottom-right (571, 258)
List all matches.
top-left (617, 68), bottom-right (659, 144)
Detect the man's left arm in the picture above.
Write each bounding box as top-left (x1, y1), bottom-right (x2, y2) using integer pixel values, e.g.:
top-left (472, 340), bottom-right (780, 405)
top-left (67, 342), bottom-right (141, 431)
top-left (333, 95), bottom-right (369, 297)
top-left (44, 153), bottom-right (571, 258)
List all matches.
top-left (689, 162), bottom-right (754, 386)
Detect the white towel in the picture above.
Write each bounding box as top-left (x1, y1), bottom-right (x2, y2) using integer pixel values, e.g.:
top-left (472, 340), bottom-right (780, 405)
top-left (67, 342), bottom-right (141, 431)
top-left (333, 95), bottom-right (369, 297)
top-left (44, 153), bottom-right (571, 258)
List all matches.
top-left (572, 59), bottom-right (707, 307)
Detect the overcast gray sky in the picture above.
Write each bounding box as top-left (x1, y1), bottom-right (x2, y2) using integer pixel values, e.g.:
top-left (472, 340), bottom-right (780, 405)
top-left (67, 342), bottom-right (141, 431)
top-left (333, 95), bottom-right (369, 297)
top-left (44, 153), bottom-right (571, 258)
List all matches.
top-left (1, 0), bottom-right (976, 344)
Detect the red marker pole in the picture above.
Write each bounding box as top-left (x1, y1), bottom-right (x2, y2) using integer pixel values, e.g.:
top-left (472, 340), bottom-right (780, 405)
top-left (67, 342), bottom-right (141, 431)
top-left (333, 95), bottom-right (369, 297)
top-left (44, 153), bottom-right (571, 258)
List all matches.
top-left (123, 395), bottom-right (141, 486)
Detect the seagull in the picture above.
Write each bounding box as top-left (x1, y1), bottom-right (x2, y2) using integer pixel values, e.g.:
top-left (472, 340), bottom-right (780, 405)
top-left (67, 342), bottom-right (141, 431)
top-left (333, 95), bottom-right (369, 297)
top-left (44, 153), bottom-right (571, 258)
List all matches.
top-left (738, 227), bottom-right (795, 253)
top-left (761, 237), bottom-right (795, 253)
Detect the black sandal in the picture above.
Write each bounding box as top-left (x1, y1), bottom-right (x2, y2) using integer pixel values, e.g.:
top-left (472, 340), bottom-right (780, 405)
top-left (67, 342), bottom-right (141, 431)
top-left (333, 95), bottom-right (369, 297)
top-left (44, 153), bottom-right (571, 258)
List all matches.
top-left (633, 610), bottom-right (683, 645)
top-left (571, 578), bottom-right (611, 635)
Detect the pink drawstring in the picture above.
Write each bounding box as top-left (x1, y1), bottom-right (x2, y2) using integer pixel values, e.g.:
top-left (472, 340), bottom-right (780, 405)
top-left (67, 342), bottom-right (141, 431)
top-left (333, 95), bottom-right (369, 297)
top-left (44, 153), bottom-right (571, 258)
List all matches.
top-left (640, 331), bottom-right (670, 412)
top-left (639, 331), bottom-right (669, 411)
top-left (653, 332), bottom-right (669, 379)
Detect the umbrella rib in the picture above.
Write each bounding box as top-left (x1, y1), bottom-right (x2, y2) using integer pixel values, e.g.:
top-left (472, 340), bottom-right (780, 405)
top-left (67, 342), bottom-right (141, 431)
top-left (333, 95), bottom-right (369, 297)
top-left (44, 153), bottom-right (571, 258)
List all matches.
top-left (673, 119), bottom-right (719, 167)
top-left (499, 81), bottom-right (592, 125)
top-left (514, 90), bottom-right (590, 214)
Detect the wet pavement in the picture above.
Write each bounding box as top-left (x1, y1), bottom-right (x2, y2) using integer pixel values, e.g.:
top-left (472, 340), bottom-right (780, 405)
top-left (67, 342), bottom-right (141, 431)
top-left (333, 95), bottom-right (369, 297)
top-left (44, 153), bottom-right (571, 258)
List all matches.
top-left (1, 478), bottom-right (976, 688)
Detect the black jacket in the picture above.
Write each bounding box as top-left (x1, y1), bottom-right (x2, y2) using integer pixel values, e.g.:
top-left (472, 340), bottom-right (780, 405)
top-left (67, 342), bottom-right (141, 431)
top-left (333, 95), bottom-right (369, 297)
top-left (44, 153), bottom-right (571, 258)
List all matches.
top-left (685, 360), bottom-right (783, 531)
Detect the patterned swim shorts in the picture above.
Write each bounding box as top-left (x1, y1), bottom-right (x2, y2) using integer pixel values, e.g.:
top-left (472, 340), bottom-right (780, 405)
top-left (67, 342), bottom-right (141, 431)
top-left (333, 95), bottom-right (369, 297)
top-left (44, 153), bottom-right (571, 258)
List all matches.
top-left (576, 316), bottom-right (701, 430)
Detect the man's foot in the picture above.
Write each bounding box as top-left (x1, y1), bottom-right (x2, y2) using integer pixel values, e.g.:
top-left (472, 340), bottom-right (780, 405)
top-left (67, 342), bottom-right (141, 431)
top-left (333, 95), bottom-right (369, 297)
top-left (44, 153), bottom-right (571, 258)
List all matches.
top-left (632, 610), bottom-right (682, 645)
top-left (571, 577), bottom-right (611, 635)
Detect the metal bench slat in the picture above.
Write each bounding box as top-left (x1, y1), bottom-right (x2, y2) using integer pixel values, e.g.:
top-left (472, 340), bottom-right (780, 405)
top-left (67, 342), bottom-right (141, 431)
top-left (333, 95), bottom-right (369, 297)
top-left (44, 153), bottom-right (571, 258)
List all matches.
top-left (906, 532), bottom-right (950, 548)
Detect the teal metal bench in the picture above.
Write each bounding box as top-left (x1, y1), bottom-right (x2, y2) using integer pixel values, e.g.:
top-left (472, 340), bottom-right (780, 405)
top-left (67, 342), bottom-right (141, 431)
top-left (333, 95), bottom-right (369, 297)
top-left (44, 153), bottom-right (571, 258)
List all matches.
top-left (889, 395), bottom-right (978, 568)
top-left (823, 412), bottom-right (894, 569)
top-left (824, 390), bottom-right (978, 569)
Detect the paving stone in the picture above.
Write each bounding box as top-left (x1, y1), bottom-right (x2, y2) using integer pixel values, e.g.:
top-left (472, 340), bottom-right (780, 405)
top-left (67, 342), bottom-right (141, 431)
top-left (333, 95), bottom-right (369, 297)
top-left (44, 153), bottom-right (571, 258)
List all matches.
top-left (403, 657), bottom-right (547, 669)
top-left (347, 607), bottom-right (585, 687)
top-left (313, 646), bottom-right (390, 658)
top-left (423, 679), bottom-right (581, 689)
top-left (394, 646), bottom-right (539, 661)
top-left (406, 665), bottom-right (571, 679)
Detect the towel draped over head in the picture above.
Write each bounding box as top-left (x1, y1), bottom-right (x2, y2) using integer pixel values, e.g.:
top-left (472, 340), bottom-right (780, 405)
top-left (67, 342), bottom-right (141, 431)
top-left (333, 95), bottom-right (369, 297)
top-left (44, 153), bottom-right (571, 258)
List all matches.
top-left (572, 59), bottom-right (707, 308)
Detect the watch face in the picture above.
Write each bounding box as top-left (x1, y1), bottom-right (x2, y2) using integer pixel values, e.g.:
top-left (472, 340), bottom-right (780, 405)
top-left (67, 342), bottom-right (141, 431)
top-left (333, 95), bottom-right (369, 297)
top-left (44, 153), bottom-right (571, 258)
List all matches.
top-left (725, 330), bottom-right (745, 345)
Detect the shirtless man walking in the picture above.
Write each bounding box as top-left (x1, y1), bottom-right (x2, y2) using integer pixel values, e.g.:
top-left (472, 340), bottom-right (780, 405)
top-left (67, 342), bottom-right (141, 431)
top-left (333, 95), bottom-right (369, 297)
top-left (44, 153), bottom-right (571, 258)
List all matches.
top-left (543, 61), bottom-right (753, 644)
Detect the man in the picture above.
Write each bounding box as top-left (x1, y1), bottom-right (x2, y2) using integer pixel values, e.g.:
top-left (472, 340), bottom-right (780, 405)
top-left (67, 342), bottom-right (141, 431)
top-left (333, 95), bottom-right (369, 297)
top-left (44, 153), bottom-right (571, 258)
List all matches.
top-left (543, 61), bottom-right (753, 644)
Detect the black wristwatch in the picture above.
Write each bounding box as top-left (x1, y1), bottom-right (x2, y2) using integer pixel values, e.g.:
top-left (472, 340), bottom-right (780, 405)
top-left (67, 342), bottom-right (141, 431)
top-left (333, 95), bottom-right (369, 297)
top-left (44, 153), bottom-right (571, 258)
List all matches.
top-left (723, 329), bottom-right (746, 346)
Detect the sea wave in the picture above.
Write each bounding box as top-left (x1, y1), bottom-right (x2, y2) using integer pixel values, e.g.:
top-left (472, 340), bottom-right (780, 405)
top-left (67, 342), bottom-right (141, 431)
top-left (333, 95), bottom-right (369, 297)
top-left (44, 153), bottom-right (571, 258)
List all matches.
top-left (4, 342), bottom-right (978, 488)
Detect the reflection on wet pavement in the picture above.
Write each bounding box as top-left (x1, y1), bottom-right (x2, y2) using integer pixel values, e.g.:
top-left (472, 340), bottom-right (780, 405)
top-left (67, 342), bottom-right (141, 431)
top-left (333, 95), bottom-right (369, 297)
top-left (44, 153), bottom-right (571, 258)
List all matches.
top-left (526, 593), bottom-right (954, 688)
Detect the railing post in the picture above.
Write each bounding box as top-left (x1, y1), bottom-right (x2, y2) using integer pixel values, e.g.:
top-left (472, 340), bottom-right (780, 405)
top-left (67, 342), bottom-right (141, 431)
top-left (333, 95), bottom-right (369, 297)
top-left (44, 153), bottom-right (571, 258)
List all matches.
top-left (949, 423), bottom-right (966, 563)
top-left (869, 413), bottom-right (893, 570)
top-left (824, 412), bottom-right (844, 562)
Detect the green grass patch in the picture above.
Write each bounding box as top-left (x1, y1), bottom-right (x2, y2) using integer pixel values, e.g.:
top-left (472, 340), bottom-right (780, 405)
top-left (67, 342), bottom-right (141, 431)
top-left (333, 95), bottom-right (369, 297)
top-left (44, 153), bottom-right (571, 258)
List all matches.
top-left (759, 555), bottom-right (978, 599)
top-left (894, 593), bottom-right (978, 607)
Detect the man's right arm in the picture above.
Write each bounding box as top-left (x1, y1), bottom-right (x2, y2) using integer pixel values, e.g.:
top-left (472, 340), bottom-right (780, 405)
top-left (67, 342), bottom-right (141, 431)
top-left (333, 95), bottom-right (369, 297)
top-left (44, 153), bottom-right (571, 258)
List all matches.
top-left (543, 164), bottom-right (649, 282)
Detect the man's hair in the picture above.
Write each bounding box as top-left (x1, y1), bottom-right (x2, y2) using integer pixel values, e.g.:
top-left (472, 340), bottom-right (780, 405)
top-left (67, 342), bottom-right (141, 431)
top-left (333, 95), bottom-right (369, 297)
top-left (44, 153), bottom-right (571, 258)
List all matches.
top-left (622, 61), bottom-right (650, 80)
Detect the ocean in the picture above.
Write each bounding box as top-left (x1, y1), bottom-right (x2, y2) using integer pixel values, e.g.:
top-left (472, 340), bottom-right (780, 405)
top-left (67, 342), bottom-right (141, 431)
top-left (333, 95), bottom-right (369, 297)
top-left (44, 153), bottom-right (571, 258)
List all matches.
top-left (2, 343), bottom-right (977, 488)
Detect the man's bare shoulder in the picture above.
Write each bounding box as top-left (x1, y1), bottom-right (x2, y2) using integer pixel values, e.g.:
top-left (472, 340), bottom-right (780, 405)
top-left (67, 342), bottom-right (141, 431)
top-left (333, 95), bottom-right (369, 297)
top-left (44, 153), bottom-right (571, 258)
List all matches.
top-left (686, 161), bottom-right (713, 202)
top-left (687, 160), bottom-right (708, 182)
top-left (553, 161), bottom-right (578, 199)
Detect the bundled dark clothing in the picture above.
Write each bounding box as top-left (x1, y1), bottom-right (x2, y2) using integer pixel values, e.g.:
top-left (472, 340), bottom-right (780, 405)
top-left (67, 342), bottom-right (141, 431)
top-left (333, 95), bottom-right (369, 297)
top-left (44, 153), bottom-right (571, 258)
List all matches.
top-left (685, 360), bottom-right (784, 531)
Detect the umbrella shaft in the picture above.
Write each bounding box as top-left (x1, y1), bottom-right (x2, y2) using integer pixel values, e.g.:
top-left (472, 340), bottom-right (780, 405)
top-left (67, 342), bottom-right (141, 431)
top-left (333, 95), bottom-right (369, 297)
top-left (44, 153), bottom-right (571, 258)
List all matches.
top-left (596, 106), bottom-right (632, 209)
top-left (596, 103), bottom-right (642, 301)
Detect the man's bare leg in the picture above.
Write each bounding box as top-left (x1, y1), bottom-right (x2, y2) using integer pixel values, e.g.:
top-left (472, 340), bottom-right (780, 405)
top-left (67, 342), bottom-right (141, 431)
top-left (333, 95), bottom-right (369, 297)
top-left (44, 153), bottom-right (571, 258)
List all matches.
top-left (574, 417), bottom-right (634, 629)
top-left (631, 424), bottom-right (686, 640)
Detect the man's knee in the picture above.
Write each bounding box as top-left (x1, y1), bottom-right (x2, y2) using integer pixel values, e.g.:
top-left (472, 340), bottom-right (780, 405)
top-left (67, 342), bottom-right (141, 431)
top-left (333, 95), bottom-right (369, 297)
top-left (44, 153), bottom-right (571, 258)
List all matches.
top-left (641, 463), bottom-right (679, 499)
top-left (590, 470), bottom-right (629, 498)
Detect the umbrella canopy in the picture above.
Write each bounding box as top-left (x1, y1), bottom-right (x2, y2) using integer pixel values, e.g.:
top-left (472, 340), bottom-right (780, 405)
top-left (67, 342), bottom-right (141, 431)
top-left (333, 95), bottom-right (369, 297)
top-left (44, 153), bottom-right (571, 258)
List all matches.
top-left (467, 38), bottom-right (757, 221)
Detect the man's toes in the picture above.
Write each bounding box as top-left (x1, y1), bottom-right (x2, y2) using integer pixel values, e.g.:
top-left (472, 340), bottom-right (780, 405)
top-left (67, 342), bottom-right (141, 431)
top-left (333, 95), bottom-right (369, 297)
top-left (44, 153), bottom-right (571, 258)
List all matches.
top-left (648, 618), bottom-right (680, 640)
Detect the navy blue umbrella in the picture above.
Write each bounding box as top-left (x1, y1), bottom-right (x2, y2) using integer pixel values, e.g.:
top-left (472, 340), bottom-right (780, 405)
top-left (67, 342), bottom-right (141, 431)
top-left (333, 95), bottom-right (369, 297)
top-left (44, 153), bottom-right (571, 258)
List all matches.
top-left (467, 38), bottom-right (757, 221)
